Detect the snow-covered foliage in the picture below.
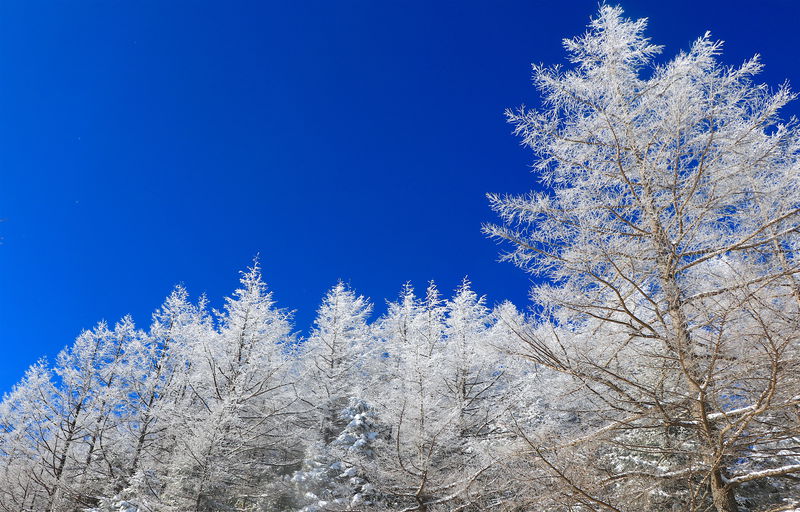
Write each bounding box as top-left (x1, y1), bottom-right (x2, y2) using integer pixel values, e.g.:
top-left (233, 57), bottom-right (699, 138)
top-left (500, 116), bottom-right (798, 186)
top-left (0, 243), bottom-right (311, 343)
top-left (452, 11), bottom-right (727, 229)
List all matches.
top-left (0, 266), bottom-right (531, 512)
top-left (297, 281), bottom-right (374, 446)
top-left (1, 6), bottom-right (798, 512)
top-left (486, 4), bottom-right (800, 511)
top-left (291, 398), bottom-right (382, 511)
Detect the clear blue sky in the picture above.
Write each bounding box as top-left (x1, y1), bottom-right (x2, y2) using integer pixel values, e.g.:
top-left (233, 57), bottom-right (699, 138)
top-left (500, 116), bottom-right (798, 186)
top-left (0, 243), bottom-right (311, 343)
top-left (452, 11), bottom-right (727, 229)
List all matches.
top-left (1, 1), bottom-right (799, 393)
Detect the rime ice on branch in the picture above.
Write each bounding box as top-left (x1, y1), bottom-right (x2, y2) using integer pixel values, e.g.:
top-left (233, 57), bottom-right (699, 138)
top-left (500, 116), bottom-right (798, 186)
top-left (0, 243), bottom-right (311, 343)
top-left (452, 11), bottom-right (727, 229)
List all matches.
top-left (485, 5), bottom-right (800, 511)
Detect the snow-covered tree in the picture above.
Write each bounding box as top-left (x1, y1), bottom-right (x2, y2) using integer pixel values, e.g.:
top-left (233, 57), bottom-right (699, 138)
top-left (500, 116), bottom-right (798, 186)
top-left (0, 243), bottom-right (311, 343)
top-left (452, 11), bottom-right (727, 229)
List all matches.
top-left (485, 6), bottom-right (800, 510)
top-left (291, 398), bottom-right (382, 512)
top-left (0, 360), bottom-right (58, 512)
top-left (160, 261), bottom-right (297, 511)
top-left (373, 282), bottom-right (446, 431)
top-left (441, 279), bottom-right (505, 440)
top-left (46, 319), bottom-right (142, 511)
top-left (299, 281), bottom-right (373, 445)
top-left (108, 286), bottom-right (211, 510)
top-left (0, 318), bottom-right (142, 512)
top-left (372, 281), bottom-right (515, 510)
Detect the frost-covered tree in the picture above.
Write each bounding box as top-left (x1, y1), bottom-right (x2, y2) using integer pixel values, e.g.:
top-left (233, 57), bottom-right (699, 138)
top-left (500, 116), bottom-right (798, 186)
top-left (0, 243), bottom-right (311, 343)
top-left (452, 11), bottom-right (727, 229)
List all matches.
top-left (108, 286), bottom-right (212, 510)
top-left (49, 319), bottom-right (142, 511)
top-left (161, 262), bottom-right (297, 511)
top-left (0, 265), bottom-right (302, 512)
top-left (299, 281), bottom-right (374, 445)
top-left (441, 279), bottom-right (507, 440)
top-left (372, 282), bottom-right (516, 511)
top-left (486, 6), bottom-right (800, 511)
top-left (369, 283), bottom-right (450, 508)
top-left (0, 360), bottom-right (58, 512)
top-left (373, 282), bottom-right (446, 434)
top-left (69, 318), bottom-right (141, 505)
top-left (291, 398), bottom-right (382, 512)
top-left (0, 319), bottom-right (141, 512)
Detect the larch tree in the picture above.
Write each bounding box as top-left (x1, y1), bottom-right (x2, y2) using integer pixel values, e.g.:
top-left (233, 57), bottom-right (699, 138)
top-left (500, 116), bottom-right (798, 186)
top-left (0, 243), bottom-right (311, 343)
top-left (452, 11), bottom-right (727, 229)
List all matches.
top-left (47, 319), bottom-right (138, 512)
top-left (373, 282), bottom-right (447, 439)
top-left (486, 6), bottom-right (800, 511)
top-left (441, 279), bottom-right (505, 441)
top-left (298, 281), bottom-right (374, 445)
top-left (160, 262), bottom-right (297, 511)
top-left (0, 319), bottom-right (141, 512)
top-left (372, 281), bottom-right (515, 511)
top-left (112, 286), bottom-right (211, 510)
top-left (0, 361), bottom-right (59, 512)
top-left (370, 282), bottom-right (451, 510)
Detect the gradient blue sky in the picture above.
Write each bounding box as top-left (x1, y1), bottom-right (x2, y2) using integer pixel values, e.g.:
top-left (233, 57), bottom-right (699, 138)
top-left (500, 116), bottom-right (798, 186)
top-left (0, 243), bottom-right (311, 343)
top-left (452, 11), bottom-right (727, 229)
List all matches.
top-left (2, 1), bottom-right (799, 393)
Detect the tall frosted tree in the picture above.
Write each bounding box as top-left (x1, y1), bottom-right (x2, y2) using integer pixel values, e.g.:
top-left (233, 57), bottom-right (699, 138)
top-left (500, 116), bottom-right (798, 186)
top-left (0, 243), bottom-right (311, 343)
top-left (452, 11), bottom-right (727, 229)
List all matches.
top-left (160, 262), bottom-right (297, 511)
top-left (370, 283), bottom-right (448, 508)
top-left (372, 282), bottom-right (515, 510)
top-left (486, 6), bottom-right (800, 511)
top-left (114, 286), bottom-right (211, 509)
top-left (0, 361), bottom-right (59, 512)
top-left (299, 281), bottom-right (373, 445)
top-left (374, 282), bottom-right (447, 437)
top-left (441, 279), bottom-right (505, 440)
top-left (0, 319), bottom-right (141, 512)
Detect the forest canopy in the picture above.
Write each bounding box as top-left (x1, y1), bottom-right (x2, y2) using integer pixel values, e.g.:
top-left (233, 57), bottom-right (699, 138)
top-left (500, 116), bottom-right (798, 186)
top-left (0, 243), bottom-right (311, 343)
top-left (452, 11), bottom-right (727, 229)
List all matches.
top-left (1, 6), bottom-right (799, 512)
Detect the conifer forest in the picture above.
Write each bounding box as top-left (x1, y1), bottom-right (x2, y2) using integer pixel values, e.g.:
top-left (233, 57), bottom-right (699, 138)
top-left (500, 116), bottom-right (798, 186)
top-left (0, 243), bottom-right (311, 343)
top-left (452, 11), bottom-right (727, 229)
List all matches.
top-left (1, 6), bottom-right (799, 512)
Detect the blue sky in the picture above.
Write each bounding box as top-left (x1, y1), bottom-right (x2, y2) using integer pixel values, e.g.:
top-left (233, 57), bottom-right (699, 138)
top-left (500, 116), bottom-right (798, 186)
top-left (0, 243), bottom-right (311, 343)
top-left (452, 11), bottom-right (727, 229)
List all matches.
top-left (1, 0), bottom-right (799, 393)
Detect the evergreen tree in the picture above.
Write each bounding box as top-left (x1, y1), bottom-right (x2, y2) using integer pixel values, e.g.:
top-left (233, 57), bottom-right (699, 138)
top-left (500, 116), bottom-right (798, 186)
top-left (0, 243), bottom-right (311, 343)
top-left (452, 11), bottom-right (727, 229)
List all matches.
top-left (291, 398), bottom-right (381, 512)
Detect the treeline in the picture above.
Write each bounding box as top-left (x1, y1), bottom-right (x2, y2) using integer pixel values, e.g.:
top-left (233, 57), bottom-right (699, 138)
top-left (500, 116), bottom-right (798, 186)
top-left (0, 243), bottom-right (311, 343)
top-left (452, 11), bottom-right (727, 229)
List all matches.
top-left (4, 4), bottom-right (800, 511)
top-left (0, 264), bottom-right (545, 511)
top-left (1, 262), bottom-right (798, 512)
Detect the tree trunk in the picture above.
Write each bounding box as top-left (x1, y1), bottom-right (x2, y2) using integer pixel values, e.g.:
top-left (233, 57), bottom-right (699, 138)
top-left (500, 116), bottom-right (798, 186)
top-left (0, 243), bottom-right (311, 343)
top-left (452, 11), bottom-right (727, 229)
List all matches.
top-left (710, 470), bottom-right (737, 512)
top-left (644, 183), bottom-right (739, 512)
